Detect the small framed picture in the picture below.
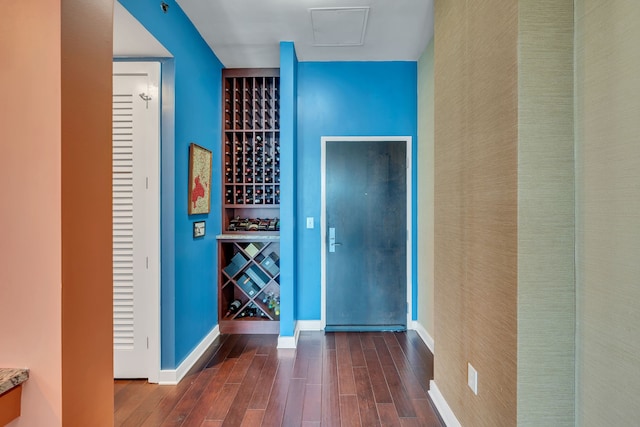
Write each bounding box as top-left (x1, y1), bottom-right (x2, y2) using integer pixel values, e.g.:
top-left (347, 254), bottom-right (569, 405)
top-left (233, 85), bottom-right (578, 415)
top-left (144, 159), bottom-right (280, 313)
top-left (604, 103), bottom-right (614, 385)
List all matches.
top-left (188, 143), bottom-right (212, 215)
top-left (193, 221), bottom-right (206, 238)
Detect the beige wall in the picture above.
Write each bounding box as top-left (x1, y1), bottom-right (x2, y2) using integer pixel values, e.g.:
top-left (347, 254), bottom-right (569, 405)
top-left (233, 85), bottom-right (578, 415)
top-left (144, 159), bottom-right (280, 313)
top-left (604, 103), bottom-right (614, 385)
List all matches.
top-left (0, 1), bottom-right (114, 425)
top-left (434, 1), bottom-right (518, 425)
top-left (417, 39), bottom-right (435, 340)
top-left (575, 1), bottom-right (640, 425)
top-left (0, 2), bottom-right (63, 424)
top-left (60, 0), bottom-right (114, 424)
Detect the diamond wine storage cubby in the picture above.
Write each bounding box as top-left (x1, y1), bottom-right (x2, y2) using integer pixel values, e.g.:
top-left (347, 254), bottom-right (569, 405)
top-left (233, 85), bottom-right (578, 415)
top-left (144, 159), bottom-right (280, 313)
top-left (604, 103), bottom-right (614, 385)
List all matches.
top-left (218, 237), bottom-right (280, 334)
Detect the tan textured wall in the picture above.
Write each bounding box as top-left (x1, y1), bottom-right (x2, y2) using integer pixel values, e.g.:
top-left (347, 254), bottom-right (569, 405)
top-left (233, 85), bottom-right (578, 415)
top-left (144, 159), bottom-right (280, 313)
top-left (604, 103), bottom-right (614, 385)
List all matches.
top-left (0, 1), bottom-right (63, 425)
top-left (0, 1), bottom-right (113, 425)
top-left (575, 1), bottom-right (640, 425)
top-left (61, 0), bottom-right (114, 425)
top-left (434, 1), bottom-right (518, 425)
top-left (517, 1), bottom-right (575, 425)
top-left (417, 39), bottom-right (435, 339)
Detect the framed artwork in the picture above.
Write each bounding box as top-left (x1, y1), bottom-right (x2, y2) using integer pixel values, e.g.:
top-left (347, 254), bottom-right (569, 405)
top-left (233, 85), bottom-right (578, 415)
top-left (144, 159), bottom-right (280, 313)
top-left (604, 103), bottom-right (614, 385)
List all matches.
top-left (193, 221), bottom-right (206, 238)
top-left (188, 143), bottom-right (212, 215)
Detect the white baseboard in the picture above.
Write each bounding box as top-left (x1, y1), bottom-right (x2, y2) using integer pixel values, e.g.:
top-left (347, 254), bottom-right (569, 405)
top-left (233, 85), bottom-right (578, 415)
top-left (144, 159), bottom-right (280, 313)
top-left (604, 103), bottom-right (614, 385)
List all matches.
top-left (277, 321), bottom-right (302, 348)
top-left (158, 325), bottom-right (220, 385)
top-left (429, 380), bottom-right (461, 427)
top-left (411, 321), bottom-right (435, 354)
top-left (297, 320), bottom-right (323, 331)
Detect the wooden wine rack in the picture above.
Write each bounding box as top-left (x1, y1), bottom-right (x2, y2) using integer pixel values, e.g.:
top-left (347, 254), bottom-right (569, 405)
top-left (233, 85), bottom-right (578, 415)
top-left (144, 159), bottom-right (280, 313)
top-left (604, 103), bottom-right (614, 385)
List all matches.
top-left (223, 69), bottom-right (280, 208)
top-left (218, 69), bottom-right (281, 334)
top-left (218, 237), bottom-right (280, 334)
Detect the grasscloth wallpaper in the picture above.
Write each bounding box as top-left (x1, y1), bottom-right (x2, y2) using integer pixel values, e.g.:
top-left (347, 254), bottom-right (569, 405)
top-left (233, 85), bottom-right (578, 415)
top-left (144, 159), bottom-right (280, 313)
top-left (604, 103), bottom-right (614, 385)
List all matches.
top-left (434, 1), bottom-right (518, 425)
top-left (517, 1), bottom-right (575, 425)
top-left (417, 39), bottom-right (435, 338)
top-left (575, 1), bottom-right (640, 425)
top-left (431, 0), bottom-right (640, 425)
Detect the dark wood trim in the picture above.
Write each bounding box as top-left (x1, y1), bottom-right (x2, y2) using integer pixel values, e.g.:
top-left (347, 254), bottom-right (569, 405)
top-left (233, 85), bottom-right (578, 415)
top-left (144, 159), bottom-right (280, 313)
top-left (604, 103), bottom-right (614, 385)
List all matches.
top-left (223, 68), bottom-right (280, 78)
top-left (219, 320), bottom-right (280, 335)
top-left (0, 385), bottom-right (22, 426)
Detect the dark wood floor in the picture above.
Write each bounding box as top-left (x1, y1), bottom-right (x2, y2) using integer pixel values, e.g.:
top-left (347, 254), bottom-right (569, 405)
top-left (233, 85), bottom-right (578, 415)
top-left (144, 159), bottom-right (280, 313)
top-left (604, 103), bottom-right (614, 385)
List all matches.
top-left (114, 331), bottom-right (443, 426)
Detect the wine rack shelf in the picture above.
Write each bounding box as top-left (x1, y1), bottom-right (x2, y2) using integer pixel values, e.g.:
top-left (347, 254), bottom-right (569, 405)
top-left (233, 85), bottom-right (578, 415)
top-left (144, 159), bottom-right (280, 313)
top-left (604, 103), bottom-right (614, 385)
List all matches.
top-left (218, 237), bottom-right (280, 334)
top-left (218, 69), bottom-right (281, 334)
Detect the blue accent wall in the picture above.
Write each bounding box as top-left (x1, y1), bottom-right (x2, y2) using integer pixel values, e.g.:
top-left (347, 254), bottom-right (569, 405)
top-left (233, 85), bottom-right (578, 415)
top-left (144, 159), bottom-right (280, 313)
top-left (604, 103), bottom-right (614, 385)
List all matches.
top-left (296, 61), bottom-right (418, 322)
top-left (279, 42), bottom-right (299, 336)
top-left (118, 0), bottom-right (223, 368)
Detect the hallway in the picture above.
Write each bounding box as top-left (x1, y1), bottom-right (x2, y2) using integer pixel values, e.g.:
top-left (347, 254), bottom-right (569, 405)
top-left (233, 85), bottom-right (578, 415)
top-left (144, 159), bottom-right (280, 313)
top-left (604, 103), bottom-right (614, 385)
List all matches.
top-left (114, 331), bottom-right (442, 426)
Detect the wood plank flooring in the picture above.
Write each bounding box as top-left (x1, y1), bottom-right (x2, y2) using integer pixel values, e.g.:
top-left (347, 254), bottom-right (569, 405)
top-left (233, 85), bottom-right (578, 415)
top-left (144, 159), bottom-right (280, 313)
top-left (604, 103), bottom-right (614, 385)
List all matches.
top-left (115, 331), bottom-right (443, 426)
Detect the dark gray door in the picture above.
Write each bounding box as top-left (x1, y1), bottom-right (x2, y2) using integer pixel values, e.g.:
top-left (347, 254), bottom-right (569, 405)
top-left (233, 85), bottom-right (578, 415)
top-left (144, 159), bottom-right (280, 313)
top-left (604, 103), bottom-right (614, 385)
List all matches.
top-left (326, 140), bottom-right (407, 331)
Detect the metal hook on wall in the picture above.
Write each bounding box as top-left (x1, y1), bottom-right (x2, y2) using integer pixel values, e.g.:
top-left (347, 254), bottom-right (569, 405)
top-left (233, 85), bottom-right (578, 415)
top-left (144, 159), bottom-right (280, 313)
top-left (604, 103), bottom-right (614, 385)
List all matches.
top-left (139, 93), bottom-right (152, 109)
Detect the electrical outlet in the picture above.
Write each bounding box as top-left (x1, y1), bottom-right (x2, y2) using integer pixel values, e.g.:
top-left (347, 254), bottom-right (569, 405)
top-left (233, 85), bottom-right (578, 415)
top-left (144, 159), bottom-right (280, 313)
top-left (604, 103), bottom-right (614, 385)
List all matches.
top-left (306, 217), bottom-right (314, 229)
top-left (468, 363), bottom-right (478, 395)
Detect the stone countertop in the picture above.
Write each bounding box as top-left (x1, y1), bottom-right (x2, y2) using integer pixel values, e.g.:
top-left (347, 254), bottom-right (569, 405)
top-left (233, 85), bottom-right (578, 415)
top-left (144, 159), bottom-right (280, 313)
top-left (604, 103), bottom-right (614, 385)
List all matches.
top-left (0, 368), bottom-right (29, 395)
top-left (216, 234), bottom-right (280, 241)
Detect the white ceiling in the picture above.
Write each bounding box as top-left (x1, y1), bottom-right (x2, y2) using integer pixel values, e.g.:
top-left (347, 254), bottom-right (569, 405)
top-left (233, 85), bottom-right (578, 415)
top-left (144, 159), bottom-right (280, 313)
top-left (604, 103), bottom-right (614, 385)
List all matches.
top-left (176, 0), bottom-right (434, 68)
top-left (113, 1), bottom-right (433, 67)
top-left (114, 2), bottom-right (172, 57)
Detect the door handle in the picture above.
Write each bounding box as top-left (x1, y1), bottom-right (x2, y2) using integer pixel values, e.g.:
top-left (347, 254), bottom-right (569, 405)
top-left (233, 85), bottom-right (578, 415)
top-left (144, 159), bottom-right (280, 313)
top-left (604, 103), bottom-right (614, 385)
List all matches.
top-left (329, 227), bottom-right (342, 253)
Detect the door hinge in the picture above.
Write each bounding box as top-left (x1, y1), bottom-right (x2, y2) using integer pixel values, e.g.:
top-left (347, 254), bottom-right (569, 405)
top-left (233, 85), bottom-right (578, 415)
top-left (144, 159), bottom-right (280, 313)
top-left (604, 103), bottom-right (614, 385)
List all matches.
top-left (146, 337), bottom-right (149, 349)
top-left (146, 257), bottom-right (149, 269)
top-left (146, 177), bottom-right (149, 189)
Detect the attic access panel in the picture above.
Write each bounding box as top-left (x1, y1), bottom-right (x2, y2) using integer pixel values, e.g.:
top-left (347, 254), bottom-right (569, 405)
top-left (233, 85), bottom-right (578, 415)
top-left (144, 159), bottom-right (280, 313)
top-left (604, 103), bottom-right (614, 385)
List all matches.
top-left (310, 7), bottom-right (370, 46)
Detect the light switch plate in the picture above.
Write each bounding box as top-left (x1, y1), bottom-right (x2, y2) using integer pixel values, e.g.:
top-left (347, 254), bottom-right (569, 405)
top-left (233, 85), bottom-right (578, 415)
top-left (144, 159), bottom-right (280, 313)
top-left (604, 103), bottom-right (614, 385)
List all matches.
top-left (306, 217), bottom-right (314, 229)
top-left (468, 363), bottom-right (478, 395)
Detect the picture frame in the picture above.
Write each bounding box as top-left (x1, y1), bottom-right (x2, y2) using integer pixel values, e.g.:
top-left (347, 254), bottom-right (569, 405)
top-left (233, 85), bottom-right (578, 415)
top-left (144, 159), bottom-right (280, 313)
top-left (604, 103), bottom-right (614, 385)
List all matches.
top-left (193, 221), bottom-right (206, 238)
top-left (188, 143), bottom-right (212, 215)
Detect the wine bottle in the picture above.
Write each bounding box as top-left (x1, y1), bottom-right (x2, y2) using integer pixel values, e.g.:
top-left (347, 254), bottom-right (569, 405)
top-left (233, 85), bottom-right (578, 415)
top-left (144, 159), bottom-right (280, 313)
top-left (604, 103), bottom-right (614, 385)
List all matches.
top-left (225, 299), bottom-right (242, 317)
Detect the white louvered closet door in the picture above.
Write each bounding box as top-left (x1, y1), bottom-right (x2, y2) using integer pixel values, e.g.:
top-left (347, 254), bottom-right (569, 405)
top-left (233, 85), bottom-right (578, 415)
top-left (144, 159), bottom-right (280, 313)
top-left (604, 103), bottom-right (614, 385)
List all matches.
top-left (113, 62), bottom-right (160, 379)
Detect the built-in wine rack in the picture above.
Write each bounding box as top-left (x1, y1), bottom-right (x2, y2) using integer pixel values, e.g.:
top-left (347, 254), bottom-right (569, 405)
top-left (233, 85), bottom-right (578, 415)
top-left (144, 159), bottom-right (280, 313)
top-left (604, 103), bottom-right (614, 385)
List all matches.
top-left (223, 70), bottom-right (280, 208)
top-left (218, 69), bottom-right (281, 334)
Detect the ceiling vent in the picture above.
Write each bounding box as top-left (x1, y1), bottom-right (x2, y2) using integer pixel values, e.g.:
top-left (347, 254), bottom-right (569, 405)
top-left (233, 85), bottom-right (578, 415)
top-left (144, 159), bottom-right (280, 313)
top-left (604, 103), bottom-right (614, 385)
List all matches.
top-left (310, 7), bottom-right (370, 47)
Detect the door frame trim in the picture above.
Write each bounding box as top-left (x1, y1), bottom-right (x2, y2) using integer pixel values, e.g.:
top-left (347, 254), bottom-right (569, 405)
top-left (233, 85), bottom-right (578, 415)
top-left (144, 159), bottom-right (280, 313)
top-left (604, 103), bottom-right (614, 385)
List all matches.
top-left (320, 136), bottom-right (413, 329)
